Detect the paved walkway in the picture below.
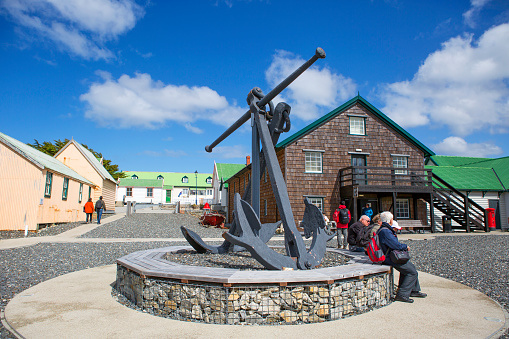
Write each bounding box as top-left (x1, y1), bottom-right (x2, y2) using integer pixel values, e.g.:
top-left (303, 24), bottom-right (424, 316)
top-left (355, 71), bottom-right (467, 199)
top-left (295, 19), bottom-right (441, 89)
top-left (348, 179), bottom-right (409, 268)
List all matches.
top-left (1, 212), bottom-right (508, 338)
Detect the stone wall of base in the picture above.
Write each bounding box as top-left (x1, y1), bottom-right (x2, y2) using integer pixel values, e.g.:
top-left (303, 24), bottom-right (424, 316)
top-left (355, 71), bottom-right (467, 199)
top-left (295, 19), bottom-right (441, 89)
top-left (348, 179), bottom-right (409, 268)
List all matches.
top-left (116, 265), bottom-right (392, 325)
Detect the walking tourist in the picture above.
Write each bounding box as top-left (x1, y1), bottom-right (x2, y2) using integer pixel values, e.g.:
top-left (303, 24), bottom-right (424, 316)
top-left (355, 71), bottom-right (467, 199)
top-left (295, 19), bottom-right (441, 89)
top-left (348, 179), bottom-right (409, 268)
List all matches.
top-left (95, 196), bottom-right (106, 224)
top-left (378, 211), bottom-right (427, 303)
top-left (84, 198), bottom-right (94, 223)
top-left (333, 201), bottom-right (351, 249)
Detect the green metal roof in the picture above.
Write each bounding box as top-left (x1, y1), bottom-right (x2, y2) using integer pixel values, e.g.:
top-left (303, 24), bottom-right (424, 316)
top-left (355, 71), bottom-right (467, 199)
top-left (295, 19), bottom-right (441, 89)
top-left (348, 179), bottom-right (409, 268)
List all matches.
top-left (0, 131), bottom-right (94, 185)
top-left (427, 166), bottom-right (504, 191)
top-left (426, 155), bottom-right (491, 167)
top-left (118, 178), bottom-right (166, 188)
top-left (122, 171), bottom-right (212, 188)
top-left (216, 163), bottom-right (246, 189)
top-left (276, 95), bottom-right (435, 157)
top-left (456, 156), bottom-right (509, 189)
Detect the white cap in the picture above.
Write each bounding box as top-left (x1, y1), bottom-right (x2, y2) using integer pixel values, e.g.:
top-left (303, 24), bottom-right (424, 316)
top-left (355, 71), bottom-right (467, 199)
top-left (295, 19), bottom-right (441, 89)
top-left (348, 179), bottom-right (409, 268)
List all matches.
top-left (391, 220), bottom-right (401, 229)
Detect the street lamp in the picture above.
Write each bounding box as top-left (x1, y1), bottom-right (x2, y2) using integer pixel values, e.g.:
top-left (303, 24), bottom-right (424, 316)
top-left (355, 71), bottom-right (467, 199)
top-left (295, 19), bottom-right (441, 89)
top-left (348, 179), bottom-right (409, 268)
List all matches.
top-left (194, 170), bottom-right (198, 205)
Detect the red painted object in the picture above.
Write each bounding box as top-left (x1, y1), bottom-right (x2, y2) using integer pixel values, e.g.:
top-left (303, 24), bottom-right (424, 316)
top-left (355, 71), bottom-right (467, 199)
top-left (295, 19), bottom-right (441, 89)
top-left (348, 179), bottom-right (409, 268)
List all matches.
top-left (203, 202), bottom-right (211, 210)
top-left (486, 208), bottom-right (496, 228)
top-left (200, 211), bottom-right (226, 227)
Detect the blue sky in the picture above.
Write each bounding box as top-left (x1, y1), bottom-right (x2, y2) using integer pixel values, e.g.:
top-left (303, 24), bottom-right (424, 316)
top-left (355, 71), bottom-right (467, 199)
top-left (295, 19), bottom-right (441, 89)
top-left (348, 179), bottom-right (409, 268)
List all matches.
top-left (1, 0), bottom-right (509, 174)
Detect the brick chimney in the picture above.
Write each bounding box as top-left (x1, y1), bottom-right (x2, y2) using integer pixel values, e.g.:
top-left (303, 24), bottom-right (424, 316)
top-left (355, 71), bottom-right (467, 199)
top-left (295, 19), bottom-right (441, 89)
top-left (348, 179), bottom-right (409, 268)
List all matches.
top-left (246, 156), bottom-right (250, 166)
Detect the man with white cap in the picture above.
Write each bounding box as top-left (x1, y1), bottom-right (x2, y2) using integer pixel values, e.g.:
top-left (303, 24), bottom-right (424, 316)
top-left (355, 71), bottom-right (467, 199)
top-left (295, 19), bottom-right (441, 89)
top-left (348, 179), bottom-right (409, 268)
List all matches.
top-left (378, 211), bottom-right (427, 303)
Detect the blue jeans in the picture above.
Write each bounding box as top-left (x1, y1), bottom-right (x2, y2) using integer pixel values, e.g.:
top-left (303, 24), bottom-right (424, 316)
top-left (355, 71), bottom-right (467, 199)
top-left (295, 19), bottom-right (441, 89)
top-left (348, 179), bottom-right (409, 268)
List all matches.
top-left (97, 209), bottom-right (103, 224)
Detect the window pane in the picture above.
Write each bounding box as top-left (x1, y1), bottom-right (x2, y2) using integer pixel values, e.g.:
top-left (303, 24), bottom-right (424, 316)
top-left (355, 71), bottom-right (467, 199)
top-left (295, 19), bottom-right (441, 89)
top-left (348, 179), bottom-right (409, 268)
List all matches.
top-left (393, 156), bottom-right (408, 175)
top-left (305, 152), bottom-right (322, 173)
top-left (307, 197), bottom-right (323, 212)
top-left (349, 117), bottom-right (365, 135)
top-left (45, 172), bottom-right (52, 197)
top-left (396, 199), bottom-right (410, 218)
top-left (126, 188), bottom-right (132, 197)
top-left (147, 188), bottom-right (153, 197)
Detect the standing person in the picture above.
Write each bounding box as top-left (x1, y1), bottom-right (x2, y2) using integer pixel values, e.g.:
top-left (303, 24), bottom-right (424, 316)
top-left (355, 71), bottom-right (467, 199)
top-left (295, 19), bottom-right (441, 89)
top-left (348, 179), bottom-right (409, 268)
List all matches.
top-left (84, 198), bottom-right (94, 223)
top-left (378, 211), bottom-right (427, 303)
top-left (95, 196), bottom-right (107, 224)
top-left (347, 215), bottom-right (372, 251)
top-left (333, 201), bottom-right (351, 249)
top-left (361, 203), bottom-right (373, 220)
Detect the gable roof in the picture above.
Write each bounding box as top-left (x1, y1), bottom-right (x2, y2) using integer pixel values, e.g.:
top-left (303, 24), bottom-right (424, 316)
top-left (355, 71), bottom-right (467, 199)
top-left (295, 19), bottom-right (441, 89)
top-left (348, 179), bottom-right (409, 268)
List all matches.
top-left (0, 131), bottom-right (94, 185)
top-left (118, 178), bottom-right (169, 188)
top-left (55, 139), bottom-right (116, 183)
top-left (456, 156), bottom-right (509, 189)
top-left (122, 171), bottom-right (213, 188)
top-left (426, 155), bottom-right (491, 167)
top-left (276, 95), bottom-right (435, 157)
top-left (215, 163), bottom-right (246, 188)
top-left (428, 166), bottom-right (504, 191)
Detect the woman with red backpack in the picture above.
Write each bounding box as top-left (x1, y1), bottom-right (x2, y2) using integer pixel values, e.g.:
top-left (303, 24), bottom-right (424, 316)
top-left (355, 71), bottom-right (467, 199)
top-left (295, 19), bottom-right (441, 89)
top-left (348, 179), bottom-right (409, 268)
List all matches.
top-left (333, 200), bottom-right (351, 249)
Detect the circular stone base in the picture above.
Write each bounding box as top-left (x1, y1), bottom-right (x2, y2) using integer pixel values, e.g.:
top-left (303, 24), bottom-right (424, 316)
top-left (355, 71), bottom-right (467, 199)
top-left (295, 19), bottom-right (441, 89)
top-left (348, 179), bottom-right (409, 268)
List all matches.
top-left (115, 246), bottom-right (392, 325)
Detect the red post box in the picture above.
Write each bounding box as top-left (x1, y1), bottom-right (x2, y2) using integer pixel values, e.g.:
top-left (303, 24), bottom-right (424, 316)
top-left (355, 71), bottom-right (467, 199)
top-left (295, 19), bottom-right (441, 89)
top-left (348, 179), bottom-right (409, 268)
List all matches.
top-left (486, 208), bottom-right (496, 229)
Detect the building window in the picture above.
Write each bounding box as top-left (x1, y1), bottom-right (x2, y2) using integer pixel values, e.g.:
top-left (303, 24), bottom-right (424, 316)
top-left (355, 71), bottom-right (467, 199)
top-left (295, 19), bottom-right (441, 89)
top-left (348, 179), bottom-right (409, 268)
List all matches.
top-left (307, 197), bottom-right (323, 212)
top-left (182, 176), bottom-right (188, 183)
top-left (206, 177), bottom-right (212, 184)
top-left (126, 187), bottom-right (132, 197)
top-left (62, 177), bottom-right (69, 200)
top-left (393, 156), bottom-right (408, 175)
top-left (206, 189), bottom-right (212, 196)
top-left (305, 152), bottom-right (323, 173)
top-left (264, 170), bottom-right (267, 183)
top-left (157, 175), bottom-right (164, 180)
top-left (396, 199), bottom-right (410, 219)
top-left (44, 172), bottom-right (53, 197)
top-left (147, 188), bottom-right (153, 197)
top-left (349, 116), bottom-right (366, 135)
top-left (264, 199), bottom-right (268, 216)
top-left (88, 186), bottom-right (91, 200)
top-left (182, 188), bottom-right (189, 196)
top-left (131, 174), bottom-right (138, 179)
top-left (79, 183), bottom-right (83, 203)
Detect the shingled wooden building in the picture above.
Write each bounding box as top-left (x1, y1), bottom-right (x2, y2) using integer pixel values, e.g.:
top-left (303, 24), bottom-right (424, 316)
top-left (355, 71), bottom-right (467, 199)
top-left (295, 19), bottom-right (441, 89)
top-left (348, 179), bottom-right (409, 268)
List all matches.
top-left (225, 95), bottom-right (438, 230)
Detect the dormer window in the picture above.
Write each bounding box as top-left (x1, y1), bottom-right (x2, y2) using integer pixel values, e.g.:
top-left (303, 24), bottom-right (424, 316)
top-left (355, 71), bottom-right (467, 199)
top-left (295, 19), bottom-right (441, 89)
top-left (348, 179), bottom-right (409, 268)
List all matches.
top-left (206, 176), bottom-right (212, 184)
top-left (131, 174), bottom-right (138, 179)
top-left (157, 175), bottom-right (164, 180)
top-left (182, 176), bottom-right (188, 183)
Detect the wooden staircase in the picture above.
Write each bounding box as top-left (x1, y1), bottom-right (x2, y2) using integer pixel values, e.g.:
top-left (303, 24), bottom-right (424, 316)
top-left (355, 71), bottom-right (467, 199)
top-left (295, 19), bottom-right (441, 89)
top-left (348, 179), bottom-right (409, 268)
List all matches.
top-left (432, 173), bottom-right (487, 232)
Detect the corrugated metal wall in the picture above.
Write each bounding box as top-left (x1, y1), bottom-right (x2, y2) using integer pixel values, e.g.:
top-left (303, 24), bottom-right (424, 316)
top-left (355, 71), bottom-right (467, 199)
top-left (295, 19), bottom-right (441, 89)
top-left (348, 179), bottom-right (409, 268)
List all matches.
top-left (0, 143), bottom-right (41, 230)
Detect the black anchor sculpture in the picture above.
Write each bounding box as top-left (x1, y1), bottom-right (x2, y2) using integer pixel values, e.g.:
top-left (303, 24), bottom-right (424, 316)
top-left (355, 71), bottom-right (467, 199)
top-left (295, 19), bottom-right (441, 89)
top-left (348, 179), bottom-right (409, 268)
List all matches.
top-left (181, 48), bottom-right (335, 270)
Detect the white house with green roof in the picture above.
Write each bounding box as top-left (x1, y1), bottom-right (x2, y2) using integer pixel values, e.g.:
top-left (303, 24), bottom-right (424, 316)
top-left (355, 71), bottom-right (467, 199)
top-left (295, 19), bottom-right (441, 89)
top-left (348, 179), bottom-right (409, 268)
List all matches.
top-left (117, 171), bottom-right (213, 205)
top-left (426, 155), bottom-right (509, 231)
top-left (212, 161), bottom-right (246, 208)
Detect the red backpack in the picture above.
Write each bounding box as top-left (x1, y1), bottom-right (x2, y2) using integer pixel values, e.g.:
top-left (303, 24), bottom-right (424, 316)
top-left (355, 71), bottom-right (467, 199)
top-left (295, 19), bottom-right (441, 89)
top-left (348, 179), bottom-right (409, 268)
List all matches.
top-left (366, 228), bottom-right (386, 263)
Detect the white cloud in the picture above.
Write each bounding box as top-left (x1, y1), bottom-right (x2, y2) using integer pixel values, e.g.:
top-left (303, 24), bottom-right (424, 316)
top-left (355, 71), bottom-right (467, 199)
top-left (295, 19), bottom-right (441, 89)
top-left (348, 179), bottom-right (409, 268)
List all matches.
top-left (1, 0), bottom-right (144, 60)
top-left (209, 145), bottom-right (248, 159)
top-left (265, 50), bottom-right (357, 121)
top-left (463, 0), bottom-right (492, 28)
top-left (380, 22), bottom-right (509, 137)
top-left (432, 136), bottom-right (503, 157)
top-left (80, 72), bottom-right (245, 130)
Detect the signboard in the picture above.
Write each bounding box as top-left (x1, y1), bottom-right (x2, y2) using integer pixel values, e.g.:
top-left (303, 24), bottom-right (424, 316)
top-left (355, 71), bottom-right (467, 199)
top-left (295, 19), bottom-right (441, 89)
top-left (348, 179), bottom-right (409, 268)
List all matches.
top-left (353, 186), bottom-right (359, 198)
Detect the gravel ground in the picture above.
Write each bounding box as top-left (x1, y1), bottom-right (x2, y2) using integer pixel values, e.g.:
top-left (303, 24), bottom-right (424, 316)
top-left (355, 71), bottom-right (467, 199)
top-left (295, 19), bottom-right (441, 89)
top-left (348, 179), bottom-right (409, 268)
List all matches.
top-left (1, 214), bottom-right (508, 338)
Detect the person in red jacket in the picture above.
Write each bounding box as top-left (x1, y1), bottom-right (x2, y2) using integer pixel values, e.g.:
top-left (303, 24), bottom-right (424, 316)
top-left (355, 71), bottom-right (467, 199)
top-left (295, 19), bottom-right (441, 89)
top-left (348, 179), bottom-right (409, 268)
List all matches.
top-left (84, 198), bottom-right (94, 223)
top-left (333, 200), bottom-right (351, 249)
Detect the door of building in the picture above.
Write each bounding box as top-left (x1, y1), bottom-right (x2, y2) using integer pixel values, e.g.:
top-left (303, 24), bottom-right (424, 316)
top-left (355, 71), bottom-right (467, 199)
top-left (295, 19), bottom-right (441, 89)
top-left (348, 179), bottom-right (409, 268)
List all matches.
top-left (488, 199), bottom-right (501, 229)
top-left (166, 190), bottom-right (171, 203)
top-left (351, 154), bottom-right (367, 185)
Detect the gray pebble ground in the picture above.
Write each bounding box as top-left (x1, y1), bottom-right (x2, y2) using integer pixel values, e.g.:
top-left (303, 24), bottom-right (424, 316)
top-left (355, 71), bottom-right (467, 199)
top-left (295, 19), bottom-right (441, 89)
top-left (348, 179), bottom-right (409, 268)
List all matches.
top-left (1, 213), bottom-right (508, 338)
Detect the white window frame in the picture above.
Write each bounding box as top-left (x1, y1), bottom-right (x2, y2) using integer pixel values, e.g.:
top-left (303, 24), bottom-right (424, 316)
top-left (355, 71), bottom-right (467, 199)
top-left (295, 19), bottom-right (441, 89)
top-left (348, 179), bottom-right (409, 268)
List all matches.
top-left (78, 183), bottom-right (83, 203)
top-left (305, 151), bottom-right (323, 173)
top-left (307, 197), bottom-right (324, 212)
top-left (182, 176), bottom-right (189, 183)
top-left (206, 177), bottom-right (212, 184)
top-left (206, 189), bottom-right (213, 196)
top-left (44, 172), bottom-right (53, 197)
top-left (393, 155), bottom-right (408, 175)
top-left (349, 116), bottom-right (366, 135)
top-left (62, 177), bottom-right (69, 200)
top-left (396, 199), bottom-right (410, 219)
top-left (182, 188), bottom-right (189, 196)
top-left (264, 199), bottom-right (268, 216)
top-left (126, 187), bottom-right (133, 197)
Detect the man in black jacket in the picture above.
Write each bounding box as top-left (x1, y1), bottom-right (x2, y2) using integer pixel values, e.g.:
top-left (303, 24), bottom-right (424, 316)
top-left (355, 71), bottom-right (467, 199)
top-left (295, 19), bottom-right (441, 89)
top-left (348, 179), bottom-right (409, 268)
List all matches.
top-left (347, 215), bottom-right (372, 251)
